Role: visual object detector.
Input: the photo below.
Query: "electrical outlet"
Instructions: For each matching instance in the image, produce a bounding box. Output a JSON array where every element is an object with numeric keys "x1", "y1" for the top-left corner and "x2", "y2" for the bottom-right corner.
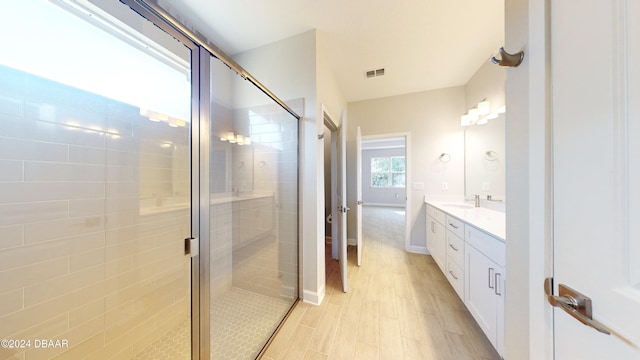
[
  {"x1": 482, "y1": 182, "x2": 490, "y2": 191},
  {"x1": 441, "y1": 181, "x2": 448, "y2": 191}
]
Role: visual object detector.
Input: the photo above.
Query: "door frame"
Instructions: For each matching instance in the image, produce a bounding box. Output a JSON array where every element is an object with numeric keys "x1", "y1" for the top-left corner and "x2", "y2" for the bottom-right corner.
[
  {"x1": 322, "y1": 105, "x2": 340, "y2": 260},
  {"x1": 504, "y1": 1, "x2": 554, "y2": 359},
  {"x1": 358, "y1": 132, "x2": 411, "y2": 251}
]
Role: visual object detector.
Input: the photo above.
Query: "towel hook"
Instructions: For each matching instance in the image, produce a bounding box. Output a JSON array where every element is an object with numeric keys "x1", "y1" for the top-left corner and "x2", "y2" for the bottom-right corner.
[{"x1": 491, "y1": 47, "x2": 524, "y2": 67}]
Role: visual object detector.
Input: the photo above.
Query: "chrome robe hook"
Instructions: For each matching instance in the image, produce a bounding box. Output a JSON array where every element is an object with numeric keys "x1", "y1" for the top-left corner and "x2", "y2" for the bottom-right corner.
[{"x1": 491, "y1": 47, "x2": 524, "y2": 67}]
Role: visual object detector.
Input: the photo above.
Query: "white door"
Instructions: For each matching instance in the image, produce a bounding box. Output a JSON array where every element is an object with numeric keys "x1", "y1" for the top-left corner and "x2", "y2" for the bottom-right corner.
[
  {"x1": 337, "y1": 111, "x2": 348, "y2": 292},
  {"x1": 356, "y1": 126, "x2": 363, "y2": 266},
  {"x1": 551, "y1": 1, "x2": 640, "y2": 358},
  {"x1": 331, "y1": 127, "x2": 339, "y2": 261}
]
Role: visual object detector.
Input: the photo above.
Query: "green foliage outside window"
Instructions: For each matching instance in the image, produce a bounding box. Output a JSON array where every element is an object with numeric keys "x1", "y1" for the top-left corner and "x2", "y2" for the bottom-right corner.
[{"x1": 371, "y1": 156, "x2": 405, "y2": 188}]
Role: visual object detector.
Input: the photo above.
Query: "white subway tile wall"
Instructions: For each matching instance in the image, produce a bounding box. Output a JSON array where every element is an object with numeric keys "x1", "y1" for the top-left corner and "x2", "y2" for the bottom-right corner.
[{"x1": 0, "y1": 65, "x2": 191, "y2": 359}]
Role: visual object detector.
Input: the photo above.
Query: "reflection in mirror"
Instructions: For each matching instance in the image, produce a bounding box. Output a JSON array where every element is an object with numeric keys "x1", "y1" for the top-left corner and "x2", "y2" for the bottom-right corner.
[{"x1": 464, "y1": 113, "x2": 505, "y2": 201}]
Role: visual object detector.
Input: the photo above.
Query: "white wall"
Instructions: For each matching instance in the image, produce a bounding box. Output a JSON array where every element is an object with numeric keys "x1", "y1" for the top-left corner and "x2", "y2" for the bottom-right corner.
[
  {"x1": 465, "y1": 57, "x2": 507, "y2": 113},
  {"x1": 347, "y1": 87, "x2": 466, "y2": 252}
]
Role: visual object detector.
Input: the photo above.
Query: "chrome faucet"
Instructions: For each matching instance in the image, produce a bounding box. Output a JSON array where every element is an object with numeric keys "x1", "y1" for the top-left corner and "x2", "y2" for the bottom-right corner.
[{"x1": 474, "y1": 194, "x2": 480, "y2": 207}]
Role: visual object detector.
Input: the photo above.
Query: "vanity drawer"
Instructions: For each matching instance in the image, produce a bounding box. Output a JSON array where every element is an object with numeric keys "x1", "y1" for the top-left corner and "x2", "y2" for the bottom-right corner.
[
  {"x1": 427, "y1": 204, "x2": 446, "y2": 225},
  {"x1": 466, "y1": 225, "x2": 505, "y2": 267},
  {"x1": 446, "y1": 215, "x2": 465, "y2": 239},
  {"x1": 446, "y1": 231, "x2": 465, "y2": 267},
  {"x1": 446, "y1": 256, "x2": 465, "y2": 299}
]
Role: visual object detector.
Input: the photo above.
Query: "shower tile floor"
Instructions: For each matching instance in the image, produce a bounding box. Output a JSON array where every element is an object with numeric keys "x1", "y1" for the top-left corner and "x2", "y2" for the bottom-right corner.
[
  {"x1": 211, "y1": 287, "x2": 292, "y2": 359},
  {"x1": 131, "y1": 288, "x2": 292, "y2": 360},
  {"x1": 132, "y1": 320, "x2": 190, "y2": 360}
]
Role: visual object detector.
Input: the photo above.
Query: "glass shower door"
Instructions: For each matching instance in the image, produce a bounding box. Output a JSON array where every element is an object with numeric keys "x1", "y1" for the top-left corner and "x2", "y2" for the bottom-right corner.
[
  {"x1": 0, "y1": 1, "x2": 194, "y2": 359},
  {"x1": 208, "y1": 56, "x2": 300, "y2": 359}
]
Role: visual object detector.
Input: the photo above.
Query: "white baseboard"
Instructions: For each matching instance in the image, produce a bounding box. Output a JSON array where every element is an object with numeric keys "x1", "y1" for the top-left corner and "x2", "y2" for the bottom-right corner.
[
  {"x1": 347, "y1": 237, "x2": 357, "y2": 246},
  {"x1": 406, "y1": 245, "x2": 428, "y2": 254},
  {"x1": 302, "y1": 285, "x2": 325, "y2": 306}
]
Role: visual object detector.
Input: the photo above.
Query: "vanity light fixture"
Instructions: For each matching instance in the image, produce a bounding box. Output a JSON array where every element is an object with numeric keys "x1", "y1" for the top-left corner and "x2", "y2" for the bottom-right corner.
[
  {"x1": 477, "y1": 100, "x2": 490, "y2": 115},
  {"x1": 139, "y1": 107, "x2": 187, "y2": 128},
  {"x1": 461, "y1": 100, "x2": 505, "y2": 127},
  {"x1": 220, "y1": 131, "x2": 252, "y2": 145}
]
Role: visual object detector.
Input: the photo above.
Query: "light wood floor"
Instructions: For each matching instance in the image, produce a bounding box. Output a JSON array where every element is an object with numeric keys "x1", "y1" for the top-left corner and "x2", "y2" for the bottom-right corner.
[{"x1": 261, "y1": 206, "x2": 500, "y2": 360}]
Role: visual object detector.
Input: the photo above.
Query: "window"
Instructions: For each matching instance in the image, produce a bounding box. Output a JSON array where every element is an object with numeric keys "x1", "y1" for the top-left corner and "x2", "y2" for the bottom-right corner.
[{"x1": 371, "y1": 156, "x2": 405, "y2": 187}]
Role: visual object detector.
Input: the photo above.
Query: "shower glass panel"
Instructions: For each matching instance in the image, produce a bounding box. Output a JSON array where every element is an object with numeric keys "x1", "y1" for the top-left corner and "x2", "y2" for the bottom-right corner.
[
  {"x1": 209, "y1": 56, "x2": 299, "y2": 359},
  {"x1": 0, "y1": 1, "x2": 193, "y2": 359}
]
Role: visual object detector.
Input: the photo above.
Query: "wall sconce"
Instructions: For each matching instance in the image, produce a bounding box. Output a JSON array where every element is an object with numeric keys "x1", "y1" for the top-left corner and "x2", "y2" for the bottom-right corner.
[
  {"x1": 461, "y1": 100, "x2": 505, "y2": 127},
  {"x1": 220, "y1": 131, "x2": 252, "y2": 145},
  {"x1": 439, "y1": 153, "x2": 451, "y2": 163}
]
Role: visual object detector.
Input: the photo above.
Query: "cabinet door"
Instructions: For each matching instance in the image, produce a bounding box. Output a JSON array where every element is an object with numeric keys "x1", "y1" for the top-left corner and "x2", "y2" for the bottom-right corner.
[
  {"x1": 427, "y1": 215, "x2": 446, "y2": 271},
  {"x1": 426, "y1": 215, "x2": 437, "y2": 255},
  {"x1": 465, "y1": 244, "x2": 500, "y2": 348}
]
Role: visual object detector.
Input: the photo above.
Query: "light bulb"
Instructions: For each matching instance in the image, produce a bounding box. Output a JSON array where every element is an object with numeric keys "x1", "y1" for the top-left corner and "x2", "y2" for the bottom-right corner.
[{"x1": 477, "y1": 100, "x2": 490, "y2": 115}]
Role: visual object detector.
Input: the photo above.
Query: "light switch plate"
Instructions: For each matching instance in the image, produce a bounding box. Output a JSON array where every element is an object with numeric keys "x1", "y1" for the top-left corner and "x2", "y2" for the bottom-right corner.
[
  {"x1": 441, "y1": 181, "x2": 448, "y2": 191},
  {"x1": 412, "y1": 182, "x2": 424, "y2": 190}
]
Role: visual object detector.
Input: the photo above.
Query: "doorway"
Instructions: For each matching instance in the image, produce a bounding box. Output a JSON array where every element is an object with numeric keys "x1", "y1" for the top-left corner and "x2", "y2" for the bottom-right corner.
[{"x1": 359, "y1": 135, "x2": 408, "y2": 250}]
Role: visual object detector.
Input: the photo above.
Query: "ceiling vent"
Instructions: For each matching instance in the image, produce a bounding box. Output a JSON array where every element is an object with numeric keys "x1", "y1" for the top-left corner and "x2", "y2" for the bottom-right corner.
[{"x1": 364, "y1": 67, "x2": 385, "y2": 79}]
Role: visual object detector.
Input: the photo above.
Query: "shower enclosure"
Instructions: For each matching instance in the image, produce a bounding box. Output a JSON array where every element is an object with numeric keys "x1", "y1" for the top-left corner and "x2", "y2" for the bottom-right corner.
[
  {"x1": 0, "y1": 1, "x2": 300, "y2": 359},
  {"x1": 208, "y1": 56, "x2": 300, "y2": 360}
]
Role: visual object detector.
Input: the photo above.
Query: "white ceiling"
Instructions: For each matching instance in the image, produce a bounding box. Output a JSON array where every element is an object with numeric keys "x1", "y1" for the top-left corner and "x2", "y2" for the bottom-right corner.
[{"x1": 162, "y1": 0, "x2": 504, "y2": 102}]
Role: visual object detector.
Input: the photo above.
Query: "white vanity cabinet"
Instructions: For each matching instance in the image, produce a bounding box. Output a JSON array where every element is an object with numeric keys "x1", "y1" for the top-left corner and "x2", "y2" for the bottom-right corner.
[
  {"x1": 465, "y1": 225, "x2": 505, "y2": 357},
  {"x1": 424, "y1": 201, "x2": 506, "y2": 358},
  {"x1": 426, "y1": 205, "x2": 446, "y2": 272},
  {"x1": 445, "y1": 215, "x2": 465, "y2": 299}
]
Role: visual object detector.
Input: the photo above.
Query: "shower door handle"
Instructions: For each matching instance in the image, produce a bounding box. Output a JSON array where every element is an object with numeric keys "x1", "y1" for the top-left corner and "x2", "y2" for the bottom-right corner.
[{"x1": 184, "y1": 237, "x2": 199, "y2": 258}]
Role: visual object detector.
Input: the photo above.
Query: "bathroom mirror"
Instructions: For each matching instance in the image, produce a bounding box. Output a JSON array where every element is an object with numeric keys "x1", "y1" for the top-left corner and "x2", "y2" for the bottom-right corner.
[{"x1": 464, "y1": 113, "x2": 505, "y2": 201}]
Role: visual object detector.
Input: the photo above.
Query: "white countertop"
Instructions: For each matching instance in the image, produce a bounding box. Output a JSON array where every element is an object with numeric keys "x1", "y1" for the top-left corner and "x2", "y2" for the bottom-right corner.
[{"x1": 425, "y1": 200, "x2": 506, "y2": 241}]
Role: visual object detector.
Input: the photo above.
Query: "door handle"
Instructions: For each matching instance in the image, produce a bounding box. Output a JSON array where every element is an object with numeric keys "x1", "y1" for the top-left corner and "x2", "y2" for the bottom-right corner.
[
  {"x1": 488, "y1": 268, "x2": 495, "y2": 289},
  {"x1": 544, "y1": 278, "x2": 611, "y2": 335}
]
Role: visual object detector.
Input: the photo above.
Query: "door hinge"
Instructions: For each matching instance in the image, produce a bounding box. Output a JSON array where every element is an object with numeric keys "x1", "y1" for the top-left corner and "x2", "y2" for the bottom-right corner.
[{"x1": 185, "y1": 237, "x2": 199, "y2": 258}]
